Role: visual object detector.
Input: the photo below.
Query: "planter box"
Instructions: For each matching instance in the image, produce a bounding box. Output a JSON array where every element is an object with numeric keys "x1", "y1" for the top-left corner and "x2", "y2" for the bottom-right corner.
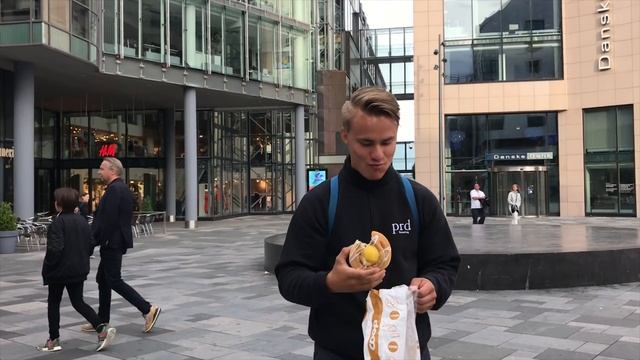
[{"x1": 0, "y1": 230, "x2": 18, "y2": 254}]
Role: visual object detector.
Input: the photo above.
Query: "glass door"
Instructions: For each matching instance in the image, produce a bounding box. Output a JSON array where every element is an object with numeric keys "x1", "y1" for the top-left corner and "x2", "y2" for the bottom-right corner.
[{"x1": 491, "y1": 167, "x2": 548, "y2": 217}]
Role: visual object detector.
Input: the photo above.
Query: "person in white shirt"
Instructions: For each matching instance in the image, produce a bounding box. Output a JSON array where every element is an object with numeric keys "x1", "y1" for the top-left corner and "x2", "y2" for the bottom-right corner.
[
  {"x1": 508, "y1": 183, "x2": 521, "y2": 225},
  {"x1": 469, "y1": 183, "x2": 486, "y2": 224}
]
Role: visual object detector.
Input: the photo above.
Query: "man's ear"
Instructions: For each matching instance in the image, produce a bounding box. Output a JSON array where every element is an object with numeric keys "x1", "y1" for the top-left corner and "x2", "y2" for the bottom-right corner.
[{"x1": 340, "y1": 129, "x2": 348, "y2": 144}]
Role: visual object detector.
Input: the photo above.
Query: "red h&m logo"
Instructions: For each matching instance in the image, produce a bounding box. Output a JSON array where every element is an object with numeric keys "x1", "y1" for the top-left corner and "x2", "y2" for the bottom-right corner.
[{"x1": 98, "y1": 144, "x2": 118, "y2": 157}]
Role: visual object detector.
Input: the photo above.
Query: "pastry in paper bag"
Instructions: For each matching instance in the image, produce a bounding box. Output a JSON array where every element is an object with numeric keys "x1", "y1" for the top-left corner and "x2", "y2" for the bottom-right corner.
[{"x1": 362, "y1": 285, "x2": 420, "y2": 360}]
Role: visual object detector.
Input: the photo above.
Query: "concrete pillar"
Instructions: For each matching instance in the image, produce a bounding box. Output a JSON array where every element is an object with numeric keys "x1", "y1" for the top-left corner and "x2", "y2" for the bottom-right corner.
[
  {"x1": 295, "y1": 105, "x2": 306, "y2": 206},
  {"x1": 164, "y1": 109, "x2": 176, "y2": 222},
  {"x1": 183, "y1": 87, "x2": 197, "y2": 228},
  {"x1": 13, "y1": 62, "x2": 34, "y2": 220}
]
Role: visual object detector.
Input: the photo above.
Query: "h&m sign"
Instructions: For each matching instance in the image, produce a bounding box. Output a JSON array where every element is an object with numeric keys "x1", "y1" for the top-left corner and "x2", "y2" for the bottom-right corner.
[{"x1": 598, "y1": 0, "x2": 612, "y2": 71}]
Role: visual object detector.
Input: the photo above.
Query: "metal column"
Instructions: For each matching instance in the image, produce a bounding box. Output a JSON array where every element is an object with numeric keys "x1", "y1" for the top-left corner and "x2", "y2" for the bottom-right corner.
[
  {"x1": 164, "y1": 109, "x2": 176, "y2": 222},
  {"x1": 13, "y1": 62, "x2": 34, "y2": 220},
  {"x1": 184, "y1": 88, "x2": 197, "y2": 228},
  {"x1": 295, "y1": 105, "x2": 306, "y2": 206}
]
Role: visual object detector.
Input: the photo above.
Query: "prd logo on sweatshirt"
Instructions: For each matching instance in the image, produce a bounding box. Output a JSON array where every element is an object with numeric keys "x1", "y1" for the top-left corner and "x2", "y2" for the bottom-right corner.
[{"x1": 392, "y1": 219, "x2": 411, "y2": 235}]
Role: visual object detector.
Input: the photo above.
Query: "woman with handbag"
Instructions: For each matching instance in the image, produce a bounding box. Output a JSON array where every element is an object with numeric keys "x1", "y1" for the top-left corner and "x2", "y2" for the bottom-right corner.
[{"x1": 508, "y1": 184, "x2": 521, "y2": 224}]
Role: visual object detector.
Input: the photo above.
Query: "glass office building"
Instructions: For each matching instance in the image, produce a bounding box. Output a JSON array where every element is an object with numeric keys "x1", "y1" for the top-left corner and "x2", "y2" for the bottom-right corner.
[
  {"x1": 0, "y1": 0, "x2": 317, "y2": 224},
  {"x1": 415, "y1": 0, "x2": 639, "y2": 217}
]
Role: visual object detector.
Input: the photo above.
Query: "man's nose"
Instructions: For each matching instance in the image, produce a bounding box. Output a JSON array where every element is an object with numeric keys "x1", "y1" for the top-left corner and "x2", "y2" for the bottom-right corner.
[{"x1": 371, "y1": 145, "x2": 384, "y2": 160}]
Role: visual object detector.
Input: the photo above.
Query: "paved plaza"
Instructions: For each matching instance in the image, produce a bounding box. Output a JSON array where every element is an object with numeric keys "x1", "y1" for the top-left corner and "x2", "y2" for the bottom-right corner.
[{"x1": 1, "y1": 215, "x2": 639, "y2": 360}]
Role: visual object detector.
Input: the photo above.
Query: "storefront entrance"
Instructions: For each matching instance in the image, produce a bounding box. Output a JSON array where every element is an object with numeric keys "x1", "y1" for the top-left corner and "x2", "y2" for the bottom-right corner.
[{"x1": 490, "y1": 166, "x2": 548, "y2": 217}]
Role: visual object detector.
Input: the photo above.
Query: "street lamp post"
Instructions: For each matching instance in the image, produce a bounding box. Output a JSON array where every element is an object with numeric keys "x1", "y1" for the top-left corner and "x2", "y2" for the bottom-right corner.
[{"x1": 434, "y1": 35, "x2": 447, "y2": 214}]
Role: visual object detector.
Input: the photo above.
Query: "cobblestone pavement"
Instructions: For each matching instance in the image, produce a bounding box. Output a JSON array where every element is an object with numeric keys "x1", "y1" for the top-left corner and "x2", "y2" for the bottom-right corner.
[{"x1": 1, "y1": 215, "x2": 638, "y2": 360}]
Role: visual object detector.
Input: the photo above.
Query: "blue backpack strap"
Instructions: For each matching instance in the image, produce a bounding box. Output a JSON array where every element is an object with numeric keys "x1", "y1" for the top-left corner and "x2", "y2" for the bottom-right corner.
[
  {"x1": 327, "y1": 176, "x2": 339, "y2": 237},
  {"x1": 401, "y1": 176, "x2": 420, "y2": 230}
]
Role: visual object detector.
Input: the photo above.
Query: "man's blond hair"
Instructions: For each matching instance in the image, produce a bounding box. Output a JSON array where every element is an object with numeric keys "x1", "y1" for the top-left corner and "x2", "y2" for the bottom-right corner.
[
  {"x1": 103, "y1": 157, "x2": 124, "y2": 177},
  {"x1": 341, "y1": 87, "x2": 400, "y2": 131}
]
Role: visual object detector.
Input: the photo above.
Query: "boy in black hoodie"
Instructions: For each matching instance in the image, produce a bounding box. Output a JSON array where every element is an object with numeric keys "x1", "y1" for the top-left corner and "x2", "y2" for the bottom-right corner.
[
  {"x1": 276, "y1": 87, "x2": 460, "y2": 359},
  {"x1": 40, "y1": 188, "x2": 117, "y2": 352}
]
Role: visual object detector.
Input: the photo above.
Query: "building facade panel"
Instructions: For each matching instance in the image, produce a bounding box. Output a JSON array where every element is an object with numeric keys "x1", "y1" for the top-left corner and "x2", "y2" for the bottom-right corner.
[{"x1": 415, "y1": 0, "x2": 639, "y2": 217}]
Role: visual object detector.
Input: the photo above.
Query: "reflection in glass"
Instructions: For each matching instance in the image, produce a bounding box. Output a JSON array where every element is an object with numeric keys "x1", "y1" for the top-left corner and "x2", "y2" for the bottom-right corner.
[
  {"x1": 142, "y1": 0, "x2": 162, "y2": 62},
  {"x1": 103, "y1": 0, "x2": 117, "y2": 53},
  {"x1": 169, "y1": 0, "x2": 183, "y2": 65},
  {"x1": 444, "y1": 0, "x2": 472, "y2": 40},
  {"x1": 224, "y1": 8, "x2": 243, "y2": 76},
  {"x1": 260, "y1": 19, "x2": 277, "y2": 83},
  {"x1": 473, "y1": 45, "x2": 499, "y2": 82},
  {"x1": 127, "y1": 111, "x2": 163, "y2": 157},
  {"x1": 583, "y1": 106, "x2": 635, "y2": 216},
  {"x1": 92, "y1": 112, "x2": 125, "y2": 158},
  {"x1": 123, "y1": 0, "x2": 138, "y2": 57},
  {"x1": 62, "y1": 115, "x2": 89, "y2": 159},
  {"x1": 473, "y1": 0, "x2": 501, "y2": 38},
  {"x1": 248, "y1": 16, "x2": 259, "y2": 80},
  {"x1": 185, "y1": 0, "x2": 206, "y2": 70},
  {"x1": 445, "y1": 46, "x2": 473, "y2": 83},
  {"x1": 210, "y1": 4, "x2": 223, "y2": 73},
  {"x1": 291, "y1": 28, "x2": 309, "y2": 89},
  {"x1": 0, "y1": 0, "x2": 31, "y2": 22}
]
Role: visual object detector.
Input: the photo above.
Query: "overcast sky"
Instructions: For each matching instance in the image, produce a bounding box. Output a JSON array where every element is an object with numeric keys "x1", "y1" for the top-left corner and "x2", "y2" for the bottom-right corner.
[{"x1": 360, "y1": 0, "x2": 414, "y2": 142}]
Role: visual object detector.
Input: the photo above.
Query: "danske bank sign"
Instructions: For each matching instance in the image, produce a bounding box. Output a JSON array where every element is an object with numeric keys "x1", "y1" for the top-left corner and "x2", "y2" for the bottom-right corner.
[{"x1": 598, "y1": 0, "x2": 612, "y2": 71}]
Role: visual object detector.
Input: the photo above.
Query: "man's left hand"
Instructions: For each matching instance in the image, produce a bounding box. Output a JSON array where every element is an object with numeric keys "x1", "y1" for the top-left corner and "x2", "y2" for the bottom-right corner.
[{"x1": 410, "y1": 277, "x2": 436, "y2": 313}]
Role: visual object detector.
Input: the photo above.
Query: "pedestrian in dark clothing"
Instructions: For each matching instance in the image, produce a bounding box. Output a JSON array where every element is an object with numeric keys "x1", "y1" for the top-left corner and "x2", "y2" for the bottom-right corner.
[
  {"x1": 275, "y1": 87, "x2": 460, "y2": 360},
  {"x1": 40, "y1": 187, "x2": 116, "y2": 352},
  {"x1": 80, "y1": 157, "x2": 161, "y2": 333},
  {"x1": 78, "y1": 192, "x2": 91, "y2": 219}
]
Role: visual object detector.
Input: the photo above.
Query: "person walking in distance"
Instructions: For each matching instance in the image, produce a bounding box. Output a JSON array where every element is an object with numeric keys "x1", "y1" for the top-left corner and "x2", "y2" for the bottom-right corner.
[
  {"x1": 40, "y1": 188, "x2": 116, "y2": 352},
  {"x1": 276, "y1": 87, "x2": 460, "y2": 359},
  {"x1": 470, "y1": 183, "x2": 486, "y2": 224},
  {"x1": 81, "y1": 157, "x2": 161, "y2": 333},
  {"x1": 508, "y1": 183, "x2": 521, "y2": 225}
]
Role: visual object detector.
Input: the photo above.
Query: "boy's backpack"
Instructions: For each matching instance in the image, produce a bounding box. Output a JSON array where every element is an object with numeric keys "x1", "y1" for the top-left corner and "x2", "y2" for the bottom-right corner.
[{"x1": 327, "y1": 175, "x2": 420, "y2": 237}]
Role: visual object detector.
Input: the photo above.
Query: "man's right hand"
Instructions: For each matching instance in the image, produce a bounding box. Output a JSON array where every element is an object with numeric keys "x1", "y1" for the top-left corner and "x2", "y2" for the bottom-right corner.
[{"x1": 325, "y1": 246, "x2": 385, "y2": 293}]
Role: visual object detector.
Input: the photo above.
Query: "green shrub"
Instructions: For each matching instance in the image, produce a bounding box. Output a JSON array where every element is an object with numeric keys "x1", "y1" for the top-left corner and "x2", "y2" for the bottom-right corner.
[
  {"x1": 141, "y1": 197, "x2": 154, "y2": 212},
  {"x1": 0, "y1": 202, "x2": 17, "y2": 231}
]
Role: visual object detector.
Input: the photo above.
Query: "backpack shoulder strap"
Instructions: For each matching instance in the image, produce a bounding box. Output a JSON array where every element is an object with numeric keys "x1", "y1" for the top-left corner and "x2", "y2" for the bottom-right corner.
[
  {"x1": 401, "y1": 176, "x2": 420, "y2": 230},
  {"x1": 327, "y1": 176, "x2": 339, "y2": 237},
  {"x1": 328, "y1": 175, "x2": 420, "y2": 237}
]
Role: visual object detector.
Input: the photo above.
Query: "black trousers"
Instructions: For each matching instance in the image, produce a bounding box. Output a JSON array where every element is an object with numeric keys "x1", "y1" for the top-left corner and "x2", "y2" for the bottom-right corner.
[
  {"x1": 97, "y1": 247, "x2": 151, "y2": 323},
  {"x1": 47, "y1": 282, "x2": 100, "y2": 340},
  {"x1": 313, "y1": 343, "x2": 430, "y2": 360},
  {"x1": 471, "y1": 208, "x2": 485, "y2": 224}
]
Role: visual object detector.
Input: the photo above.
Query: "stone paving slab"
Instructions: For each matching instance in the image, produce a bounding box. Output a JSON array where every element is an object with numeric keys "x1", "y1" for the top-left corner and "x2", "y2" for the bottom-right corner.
[{"x1": 1, "y1": 215, "x2": 639, "y2": 360}]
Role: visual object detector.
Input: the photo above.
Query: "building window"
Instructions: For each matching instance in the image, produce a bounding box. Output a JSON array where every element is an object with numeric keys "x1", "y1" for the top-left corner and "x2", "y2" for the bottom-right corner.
[
  {"x1": 584, "y1": 106, "x2": 636, "y2": 216},
  {"x1": 0, "y1": 0, "x2": 31, "y2": 22},
  {"x1": 443, "y1": 0, "x2": 562, "y2": 83}
]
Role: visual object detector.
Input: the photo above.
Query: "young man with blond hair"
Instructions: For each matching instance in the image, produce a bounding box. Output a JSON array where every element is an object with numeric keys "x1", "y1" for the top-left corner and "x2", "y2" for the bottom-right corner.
[{"x1": 276, "y1": 87, "x2": 460, "y2": 359}]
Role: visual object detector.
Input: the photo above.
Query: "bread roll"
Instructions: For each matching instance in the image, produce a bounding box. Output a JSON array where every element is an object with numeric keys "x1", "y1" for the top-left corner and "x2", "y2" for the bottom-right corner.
[{"x1": 349, "y1": 231, "x2": 392, "y2": 269}]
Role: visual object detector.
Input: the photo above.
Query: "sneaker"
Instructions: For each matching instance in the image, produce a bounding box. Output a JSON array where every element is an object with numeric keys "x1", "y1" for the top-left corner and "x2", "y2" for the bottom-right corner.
[
  {"x1": 37, "y1": 338, "x2": 62, "y2": 352},
  {"x1": 81, "y1": 322, "x2": 106, "y2": 332},
  {"x1": 96, "y1": 326, "x2": 116, "y2": 352},
  {"x1": 143, "y1": 305, "x2": 161, "y2": 333}
]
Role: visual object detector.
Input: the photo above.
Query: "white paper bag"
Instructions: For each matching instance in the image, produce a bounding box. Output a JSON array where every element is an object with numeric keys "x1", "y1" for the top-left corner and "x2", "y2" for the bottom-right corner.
[{"x1": 362, "y1": 285, "x2": 420, "y2": 360}]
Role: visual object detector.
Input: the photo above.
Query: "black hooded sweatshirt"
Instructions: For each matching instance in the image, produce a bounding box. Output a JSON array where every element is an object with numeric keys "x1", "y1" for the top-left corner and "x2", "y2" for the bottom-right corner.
[{"x1": 275, "y1": 158, "x2": 460, "y2": 359}]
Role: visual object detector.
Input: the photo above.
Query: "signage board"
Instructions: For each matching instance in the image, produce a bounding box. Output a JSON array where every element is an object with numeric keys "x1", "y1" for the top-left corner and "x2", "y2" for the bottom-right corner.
[{"x1": 307, "y1": 168, "x2": 328, "y2": 191}]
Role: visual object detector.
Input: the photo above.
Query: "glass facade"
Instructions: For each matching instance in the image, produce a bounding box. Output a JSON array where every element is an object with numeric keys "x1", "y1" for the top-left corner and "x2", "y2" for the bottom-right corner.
[
  {"x1": 361, "y1": 27, "x2": 413, "y2": 95},
  {"x1": 0, "y1": 0, "x2": 98, "y2": 60},
  {"x1": 174, "y1": 109, "x2": 302, "y2": 218},
  {"x1": 445, "y1": 112, "x2": 559, "y2": 216},
  {"x1": 98, "y1": 0, "x2": 313, "y2": 89},
  {"x1": 443, "y1": 0, "x2": 562, "y2": 83},
  {"x1": 584, "y1": 106, "x2": 636, "y2": 216}
]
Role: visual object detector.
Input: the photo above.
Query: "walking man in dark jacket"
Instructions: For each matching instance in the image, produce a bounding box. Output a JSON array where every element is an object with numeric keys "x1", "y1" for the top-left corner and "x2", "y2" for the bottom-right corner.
[
  {"x1": 81, "y1": 157, "x2": 161, "y2": 333},
  {"x1": 40, "y1": 188, "x2": 116, "y2": 352},
  {"x1": 275, "y1": 87, "x2": 460, "y2": 359}
]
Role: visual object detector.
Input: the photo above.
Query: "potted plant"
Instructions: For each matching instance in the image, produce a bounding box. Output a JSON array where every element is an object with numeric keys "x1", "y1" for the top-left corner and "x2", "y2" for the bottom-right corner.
[
  {"x1": 0, "y1": 202, "x2": 18, "y2": 254},
  {"x1": 141, "y1": 197, "x2": 154, "y2": 212}
]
